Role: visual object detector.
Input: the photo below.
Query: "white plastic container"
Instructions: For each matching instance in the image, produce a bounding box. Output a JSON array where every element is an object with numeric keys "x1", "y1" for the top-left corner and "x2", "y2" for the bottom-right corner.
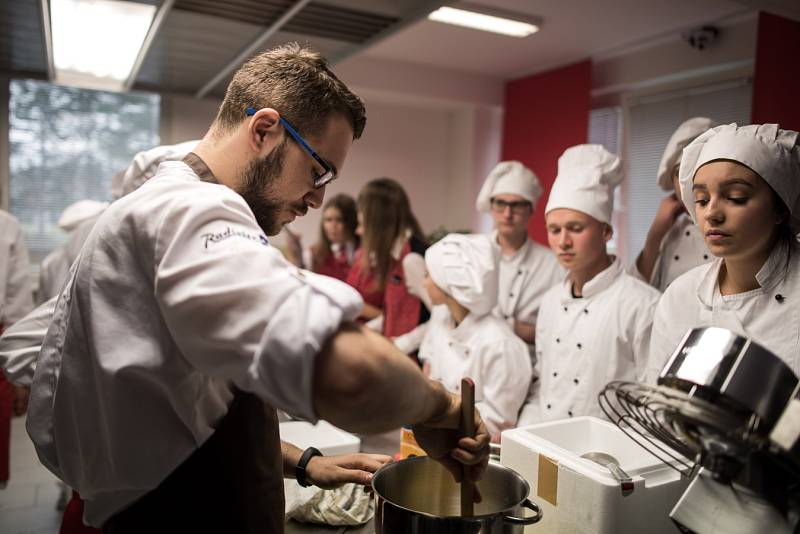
[
  {"x1": 501, "y1": 416, "x2": 689, "y2": 534},
  {"x1": 279, "y1": 420, "x2": 361, "y2": 456}
]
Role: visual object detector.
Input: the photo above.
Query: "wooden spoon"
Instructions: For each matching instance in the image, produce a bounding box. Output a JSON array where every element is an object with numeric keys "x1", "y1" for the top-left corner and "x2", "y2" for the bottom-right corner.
[{"x1": 460, "y1": 377, "x2": 475, "y2": 516}]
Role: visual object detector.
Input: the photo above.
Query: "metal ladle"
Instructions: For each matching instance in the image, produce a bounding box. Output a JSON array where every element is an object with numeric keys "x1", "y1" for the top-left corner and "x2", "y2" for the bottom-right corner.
[{"x1": 580, "y1": 452, "x2": 635, "y2": 496}]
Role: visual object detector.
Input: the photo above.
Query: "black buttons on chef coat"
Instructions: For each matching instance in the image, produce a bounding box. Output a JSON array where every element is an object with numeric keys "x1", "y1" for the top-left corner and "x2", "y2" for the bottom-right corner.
[
  {"x1": 555, "y1": 338, "x2": 560, "y2": 343},
  {"x1": 577, "y1": 343, "x2": 582, "y2": 349},
  {"x1": 704, "y1": 254, "x2": 709, "y2": 260},
  {"x1": 553, "y1": 372, "x2": 558, "y2": 377},
  {"x1": 546, "y1": 404, "x2": 552, "y2": 409},
  {"x1": 518, "y1": 270, "x2": 523, "y2": 275},
  {"x1": 563, "y1": 306, "x2": 568, "y2": 312},
  {"x1": 509, "y1": 293, "x2": 514, "y2": 297},
  {"x1": 674, "y1": 255, "x2": 680, "y2": 261},
  {"x1": 504, "y1": 314, "x2": 510, "y2": 319},
  {"x1": 568, "y1": 410, "x2": 573, "y2": 417},
  {"x1": 685, "y1": 231, "x2": 690, "y2": 236},
  {"x1": 583, "y1": 309, "x2": 589, "y2": 314},
  {"x1": 573, "y1": 378, "x2": 579, "y2": 384},
  {"x1": 776, "y1": 294, "x2": 786, "y2": 303}
]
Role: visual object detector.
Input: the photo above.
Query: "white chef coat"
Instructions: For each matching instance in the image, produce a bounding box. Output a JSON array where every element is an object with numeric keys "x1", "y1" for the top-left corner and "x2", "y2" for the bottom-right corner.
[
  {"x1": 0, "y1": 210, "x2": 34, "y2": 327},
  {"x1": 418, "y1": 305, "x2": 531, "y2": 436},
  {"x1": 648, "y1": 240, "x2": 800, "y2": 382},
  {"x1": 632, "y1": 214, "x2": 712, "y2": 292},
  {"x1": 491, "y1": 232, "x2": 563, "y2": 328},
  {"x1": 519, "y1": 258, "x2": 660, "y2": 424},
  {"x1": 38, "y1": 214, "x2": 103, "y2": 304},
  {"x1": 25, "y1": 161, "x2": 363, "y2": 526},
  {"x1": 0, "y1": 296, "x2": 56, "y2": 386}
]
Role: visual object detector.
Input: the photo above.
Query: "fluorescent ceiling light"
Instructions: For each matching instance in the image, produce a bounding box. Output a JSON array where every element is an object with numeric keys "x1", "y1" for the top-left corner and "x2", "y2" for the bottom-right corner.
[
  {"x1": 428, "y1": 6, "x2": 539, "y2": 38},
  {"x1": 51, "y1": 0, "x2": 156, "y2": 91}
]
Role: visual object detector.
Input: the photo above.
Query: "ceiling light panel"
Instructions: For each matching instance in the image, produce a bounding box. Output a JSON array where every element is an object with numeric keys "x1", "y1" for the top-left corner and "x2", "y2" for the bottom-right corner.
[{"x1": 428, "y1": 5, "x2": 539, "y2": 38}]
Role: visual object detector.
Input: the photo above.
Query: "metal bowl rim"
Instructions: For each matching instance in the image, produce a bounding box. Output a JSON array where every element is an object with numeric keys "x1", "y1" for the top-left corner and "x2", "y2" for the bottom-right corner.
[{"x1": 371, "y1": 455, "x2": 532, "y2": 520}]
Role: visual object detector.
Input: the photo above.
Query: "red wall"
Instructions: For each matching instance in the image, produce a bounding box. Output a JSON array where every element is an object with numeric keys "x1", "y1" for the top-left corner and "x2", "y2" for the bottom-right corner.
[
  {"x1": 502, "y1": 60, "x2": 592, "y2": 245},
  {"x1": 751, "y1": 12, "x2": 800, "y2": 130}
]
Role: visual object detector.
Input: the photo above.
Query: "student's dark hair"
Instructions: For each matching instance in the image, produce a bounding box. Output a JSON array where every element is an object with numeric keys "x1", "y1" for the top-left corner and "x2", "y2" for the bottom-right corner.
[
  {"x1": 357, "y1": 178, "x2": 425, "y2": 291},
  {"x1": 312, "y1": 194, "x2": 358, "y2": 272},
  {"x1": 212, "y1": 43, "x2": 366, "y2": 140}
]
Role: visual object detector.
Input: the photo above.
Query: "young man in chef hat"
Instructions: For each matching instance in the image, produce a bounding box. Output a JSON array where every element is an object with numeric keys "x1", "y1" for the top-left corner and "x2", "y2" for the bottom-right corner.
[
  {"x1": 475, "y1": 161, "x2": 562, "y2": 346},
  {"x1": 648, "y1": 123, "x2": 800, "y2": 381},
  {"x1": 634, "y1": 117, "x2": 716, "y2": 291},
  {"x1": 517, "y1": 145, "x2": 660, "y2": 425},
  {"x1": 419, "y1": 233, "x2": 531, "y2": 441}
]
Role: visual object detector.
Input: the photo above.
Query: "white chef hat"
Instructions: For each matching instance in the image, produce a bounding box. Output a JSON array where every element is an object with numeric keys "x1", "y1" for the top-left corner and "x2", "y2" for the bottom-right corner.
[
  {"x1": 121, "y1": 140, "x2": 200, "y2": 197},
  {"x1": 545, "y1": 144, "x2": 623, "y2": 224},
  {"x1": 656, "y1": 117, "x2": 716, "y2": 191},
  {"x1": 58, "y1": 200, "x2": 109, "y2": 232},
  {"x1": 679, "y1": 123, "x2": 800, "y2": 232},
  {"x1": 425, "y1": 233, "x2": 498, "y2": 316},
  {"x1": 475, "y1": 161, "x2": 543, "y2": 212}
]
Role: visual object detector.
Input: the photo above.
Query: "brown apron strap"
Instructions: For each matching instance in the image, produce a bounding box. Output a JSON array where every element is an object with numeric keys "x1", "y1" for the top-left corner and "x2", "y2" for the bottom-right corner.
[
  {"x1": 103, "y1": 390, "x2": 284, "y2": 534},
  {"x1": 182, "y1": 152, "x2": 220, "y2": 185}
]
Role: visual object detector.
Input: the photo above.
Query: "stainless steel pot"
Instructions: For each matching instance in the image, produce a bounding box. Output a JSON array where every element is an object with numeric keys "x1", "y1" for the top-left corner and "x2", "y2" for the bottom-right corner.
[{"x1": 372, "y1": 456, "x2": 542, "y2": 533}]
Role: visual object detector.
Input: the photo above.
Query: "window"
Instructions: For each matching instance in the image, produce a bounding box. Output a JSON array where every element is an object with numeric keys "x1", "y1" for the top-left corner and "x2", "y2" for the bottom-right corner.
[
  {"x1": 621, "y1": 80, "x2": 752, "y2": 264},
  {"x1": 8, "y1": 78, "x2": 160, "y2": 264},
  {"x1": 588, "y1": 106, "x2": 622, "y2": 253}
]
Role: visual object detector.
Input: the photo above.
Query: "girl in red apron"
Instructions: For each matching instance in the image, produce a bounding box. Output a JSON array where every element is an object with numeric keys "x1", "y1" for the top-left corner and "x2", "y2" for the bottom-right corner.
[
  {"x1": 347, "y1": 178, "x2": 429, "y2": 340},
  {"x1": 285, "y1": 194, "x2": 359, "y2": 282}
]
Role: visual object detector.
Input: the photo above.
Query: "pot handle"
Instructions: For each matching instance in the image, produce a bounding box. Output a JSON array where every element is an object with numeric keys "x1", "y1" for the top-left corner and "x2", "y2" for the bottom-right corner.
[{"x1": 503, "y1": 498, "x2": 543, "y2": 525}]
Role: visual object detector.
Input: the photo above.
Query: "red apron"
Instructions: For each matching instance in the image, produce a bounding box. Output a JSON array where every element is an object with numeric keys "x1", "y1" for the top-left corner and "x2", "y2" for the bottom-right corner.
[
  {"x1": 346, "y1": 249, "x2": 384, "y2": 312},
  {"x1": 316, "y1": 248, "x2": 352, "y2": 282},
  {"x1": 382, "y1": 241, "x2": 424, "y2": 339}
]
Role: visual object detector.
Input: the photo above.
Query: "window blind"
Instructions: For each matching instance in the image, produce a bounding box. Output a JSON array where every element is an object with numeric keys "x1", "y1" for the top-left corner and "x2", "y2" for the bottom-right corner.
[
  {"x1": 621, "y1": 80, "x2": 752, "y2": 264},
  {"x1": 8, "y1": 78, "x2": 160, "y2": 265}
]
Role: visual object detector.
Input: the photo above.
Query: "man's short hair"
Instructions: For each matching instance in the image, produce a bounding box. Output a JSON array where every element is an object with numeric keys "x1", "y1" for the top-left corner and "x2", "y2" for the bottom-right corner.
[{"x1": 213, "y1": 43, "x2": 366, "y2": 140}]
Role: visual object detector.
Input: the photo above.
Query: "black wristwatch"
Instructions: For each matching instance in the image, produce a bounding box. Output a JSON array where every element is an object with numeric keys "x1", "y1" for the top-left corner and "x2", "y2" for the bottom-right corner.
[{"x1": 296, "y1": 447, "x2": 323, "y2": 488}]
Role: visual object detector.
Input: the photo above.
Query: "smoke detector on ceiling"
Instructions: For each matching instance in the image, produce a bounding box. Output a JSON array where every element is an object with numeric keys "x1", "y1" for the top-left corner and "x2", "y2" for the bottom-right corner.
[{"x1": 683, "y1": 25, "x2": 720, "y2": 50}]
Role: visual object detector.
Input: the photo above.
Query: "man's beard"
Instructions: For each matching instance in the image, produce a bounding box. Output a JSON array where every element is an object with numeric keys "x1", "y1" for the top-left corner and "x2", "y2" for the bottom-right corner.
[{"x1": 239, "y1": 140, "x2": 286, "y2": 236}]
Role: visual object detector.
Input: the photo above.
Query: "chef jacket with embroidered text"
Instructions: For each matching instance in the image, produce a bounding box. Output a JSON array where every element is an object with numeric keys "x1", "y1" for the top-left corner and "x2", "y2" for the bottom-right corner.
[
  {"x1": 648, "y1": 240, "x2": 800, "y2": 382},
  {"x1": 418, "y1": 305, "x2": 531, "y2": 435},
  {"x1": 0, "y1": 210, "x2": 34, "y2": 326},
  {"x1": 492, "y1": 231, "x2": 563, "y2": 329},
  {"x1": 631, "y1": 213, "x2": 712, "y2": 292},
  {"x1": 25, "y1": 161, "x2": 363, "y2": 527},
  {"x1": 518, "y1": 258, "x2": 660, "y2": 424}
]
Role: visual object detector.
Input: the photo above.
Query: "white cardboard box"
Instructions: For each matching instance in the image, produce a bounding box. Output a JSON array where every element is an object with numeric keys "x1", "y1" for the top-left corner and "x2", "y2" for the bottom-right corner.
[
  {"x1": 501, "y1": 416, "x2": 690, "y2": 534},
  {"x1": 279, "y1": 420, "x2": 361, "y2": 456}
]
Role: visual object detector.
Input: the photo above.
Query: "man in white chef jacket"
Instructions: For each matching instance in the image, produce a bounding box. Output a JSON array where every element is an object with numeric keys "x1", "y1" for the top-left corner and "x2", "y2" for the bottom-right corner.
[
  {"x1": 633, "y1": 117, "x2": 715, "y2": 291},
  {"x1": 475, "y1": 161, "x2": 562, "y2": 345},
  {"x1": 517, "y1": 145, "x2": 660, "y2": 425},
  {"x1": 418, "y1": 233, "x2": 531, "y2": 441},
  {"x1": 23, "y1": 44, "x2": 489, "y2": 533}
]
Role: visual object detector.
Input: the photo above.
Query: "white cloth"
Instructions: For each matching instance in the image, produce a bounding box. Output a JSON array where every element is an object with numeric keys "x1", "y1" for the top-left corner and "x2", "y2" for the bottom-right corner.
[
  {"x1": 419, "y1": 305, "x2": 531, "y2": 435},
  {"x1": 679, "y1": 123, "x2": 800, "y2": 231},
  {"x1": 57, "y1": 200, "x2": 109, "y2": 232},
  {"x1": 519, "y1": 258, "x2": 660, "y2": 425},
  {"x1": 425, "y1": 233, "x2": 498, "y2": 316},
  {"x1": 25, "y1": 161, "x2": 363, "y2": 526},
  {"x1": 648, "y1": 240, "x2": 800, "y2": 382},
  {"x1": 631, "y1": 214, "x2": 712, "y2": 292},
  {"x1": 0, "y1": 296, "x2": 56, "y2": 386},
  {"x1": 545, "y1": 144, "x2": 623, "y2": 224},
  {"x1": 491, "y1": 232, "x2": 563, "y2": 328},
  {"x1": 285, "y1": 483, "x2": 373, "y2": 526},
  {"x1": 475, "y1": 161, "x2": 543, "y2": 212},
  {"x1": 656, "y1": 117, "x2": 716, "y2": 191},
  {"x1": 120, "y1": 140, "x2": 199, "y2": 197},
  {"x1": 0, "y1": 210, "x2": 34, "y2": 327}
]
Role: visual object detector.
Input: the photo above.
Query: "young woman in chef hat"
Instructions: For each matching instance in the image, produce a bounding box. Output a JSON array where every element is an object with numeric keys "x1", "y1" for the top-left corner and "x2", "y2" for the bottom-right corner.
[
  {"x1": 648, "y1": 123, "x2": 800, "y2": 380},
  {"x1": 418, "y1": 233, "x2": 531, "y2": 441},
  {"x1": 517, "y1": 145, "x2": 661, "y2": 425},
  {"x1": 634, "y1": 117, "x2": 716, "y2": 291}
]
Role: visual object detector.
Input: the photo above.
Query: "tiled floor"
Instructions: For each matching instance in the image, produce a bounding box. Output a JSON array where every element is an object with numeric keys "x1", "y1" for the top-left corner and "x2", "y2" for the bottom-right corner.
[{"x1": 0, "y1": 417, "x2": 63, "y2": 534}]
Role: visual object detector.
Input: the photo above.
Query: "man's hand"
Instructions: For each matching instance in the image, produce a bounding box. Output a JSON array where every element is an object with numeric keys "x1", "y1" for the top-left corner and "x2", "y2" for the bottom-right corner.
[
  {"x1": 12, "y1": 384, "x2": 29, "y2": 417},
  {"x1": 411, "y1": 385, "x2": 490, "y2": 485},
  {"x1": 305, "y1": 453, "x2": 392, "y2": 489}
]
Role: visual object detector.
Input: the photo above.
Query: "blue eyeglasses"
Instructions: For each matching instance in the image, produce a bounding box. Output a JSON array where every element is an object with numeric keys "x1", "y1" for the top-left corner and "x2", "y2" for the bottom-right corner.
[{"x1": 246, "y1": 107, "x2": 337, "y2": 189}]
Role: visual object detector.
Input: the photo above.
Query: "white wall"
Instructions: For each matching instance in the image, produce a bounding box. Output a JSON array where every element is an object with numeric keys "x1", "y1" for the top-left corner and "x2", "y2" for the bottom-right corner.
[{"x1": 159, "y1": 93, "x2": 220, "y2": 145}]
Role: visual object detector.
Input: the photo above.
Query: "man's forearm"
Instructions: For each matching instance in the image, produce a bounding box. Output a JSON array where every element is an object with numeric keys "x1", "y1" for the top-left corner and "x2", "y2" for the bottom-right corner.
[
  {"x1": 281, "y1": 440, "x2": 303, "y2": 478},
  {"x1": 312, "y1": 323, "x2": 451, "y2": 434}
]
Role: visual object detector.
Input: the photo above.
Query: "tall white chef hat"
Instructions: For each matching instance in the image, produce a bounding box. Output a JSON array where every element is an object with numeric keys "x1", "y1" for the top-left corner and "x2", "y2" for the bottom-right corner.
[
  {"x1": 657, "y1": 117, "x2": 716, "y2": 191},
  {"x1": 58, "y1": 199, "x2": 109, "y2": 232},
  {"x1": 425, "y1": 233, "x2": 498, "y2": 316},
  {"x1": 120, "y1": 139, "x2": 200, "y2": 197},
  {"x1": 475, "y1": 161, "x2": 543, "y2": 212},
  {"x1": 545, "y1": 144, "x2": 623, "y2": 224},
  {"x1": 679, "y1": 123, "x2": 800, "y2": 232}
]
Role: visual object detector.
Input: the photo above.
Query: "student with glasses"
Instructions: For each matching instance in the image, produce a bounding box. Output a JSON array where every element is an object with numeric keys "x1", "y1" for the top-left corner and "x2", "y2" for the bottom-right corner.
[{"x1": 475, "y1": 161, "x2": 562, "y2": 347}]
